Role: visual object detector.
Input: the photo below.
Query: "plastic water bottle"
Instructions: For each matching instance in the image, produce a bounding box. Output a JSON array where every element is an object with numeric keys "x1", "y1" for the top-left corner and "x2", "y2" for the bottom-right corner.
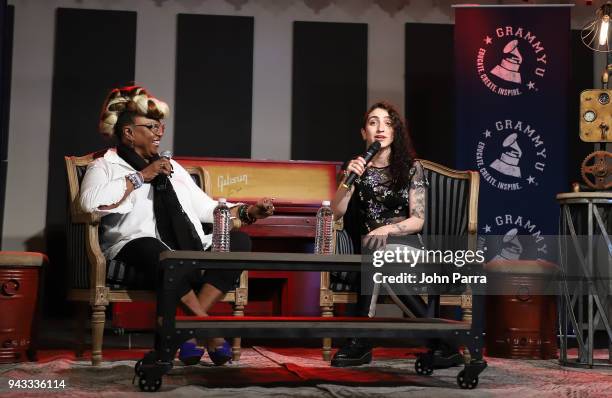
[
  {"x1": 315, "y1": 200, "x2": 334, "y2": 255},
  {"x1": 212, "y1": 198, "x2": 231, "y2": 252}
]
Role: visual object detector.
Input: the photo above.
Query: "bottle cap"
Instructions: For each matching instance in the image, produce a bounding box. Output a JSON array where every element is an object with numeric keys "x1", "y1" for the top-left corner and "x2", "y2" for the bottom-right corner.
[
  {"x1": 218, "y1": 198, "x2": 227, "y2": 203},
  {"x1": 322, "y1": 200, "x2": 331, "y2": 206}
]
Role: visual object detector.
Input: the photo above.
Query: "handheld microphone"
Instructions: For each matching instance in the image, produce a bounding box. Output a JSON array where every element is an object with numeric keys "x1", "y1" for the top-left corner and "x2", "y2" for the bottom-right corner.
[
  {"x1": 160, "y1": 150, "x2": 173, "y2": 177},
  {"x1": 342, "y1": 141, "x2": 382, "y2": 189},
  {"x1": 157, "y1": 150, "x2": 173, "y2": 191}
]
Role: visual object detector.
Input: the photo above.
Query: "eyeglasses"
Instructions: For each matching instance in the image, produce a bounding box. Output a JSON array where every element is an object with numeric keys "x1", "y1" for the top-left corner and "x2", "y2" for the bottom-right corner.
[{"x1": 133, "y1": 123, "x2": 164, "y2": 135}]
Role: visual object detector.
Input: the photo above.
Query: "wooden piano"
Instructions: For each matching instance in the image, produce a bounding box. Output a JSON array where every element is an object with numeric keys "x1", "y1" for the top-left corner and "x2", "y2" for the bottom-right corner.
[{"x1": 175, "y1": 157, "x2": 342, "y2": 316}]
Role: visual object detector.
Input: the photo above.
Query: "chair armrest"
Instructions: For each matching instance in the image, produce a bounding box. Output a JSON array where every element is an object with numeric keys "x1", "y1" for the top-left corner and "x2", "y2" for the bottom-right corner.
[
  {"x1": 69, "y1": 208, "x2": 107, "y2": 304},
  {"x1": 84, "y1": 222, "x2": 109, "y2": 306}
]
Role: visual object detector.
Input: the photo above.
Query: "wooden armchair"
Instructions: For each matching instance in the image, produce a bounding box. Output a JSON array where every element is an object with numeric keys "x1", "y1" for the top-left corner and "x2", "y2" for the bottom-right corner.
[
  {"x1": 319, "y1": 159, "x2": 480, "y2": 360},
  {"x1": 65, "y1": 152, "x2": 248, "y2": 365}
]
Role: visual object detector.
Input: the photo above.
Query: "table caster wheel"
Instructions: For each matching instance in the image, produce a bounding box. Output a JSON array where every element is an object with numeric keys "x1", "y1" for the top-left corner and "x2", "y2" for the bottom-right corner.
[
  {"x1": 457, "y1": 370, "x2": 478, "y2": 389},
  {"x1": 415, "y1": 357, "x2": 434, "y2": 376},
  {"x1": 138, "y1": 377, "x2": 162, "y2": 392}
]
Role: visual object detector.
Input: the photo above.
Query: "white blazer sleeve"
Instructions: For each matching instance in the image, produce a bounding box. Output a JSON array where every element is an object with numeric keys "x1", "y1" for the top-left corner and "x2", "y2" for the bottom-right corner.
[
  {"x1": 79, "y1": 160, "x2": 135, "y2": 216},
  {"x1": 172, "y1": 161, "x2": 219, "y2": 223}
]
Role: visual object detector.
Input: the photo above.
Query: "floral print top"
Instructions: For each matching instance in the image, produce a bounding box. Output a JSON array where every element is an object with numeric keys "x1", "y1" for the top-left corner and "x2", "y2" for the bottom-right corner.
[{"x1": 354, "y1": 161, "x2": 428, "y2": 234}]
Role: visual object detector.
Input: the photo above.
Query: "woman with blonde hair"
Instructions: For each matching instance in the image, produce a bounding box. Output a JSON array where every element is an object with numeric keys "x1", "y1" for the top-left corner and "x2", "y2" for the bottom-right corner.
[{"x1": 80, "y1": 85, "x2": 274, "y2": 366}]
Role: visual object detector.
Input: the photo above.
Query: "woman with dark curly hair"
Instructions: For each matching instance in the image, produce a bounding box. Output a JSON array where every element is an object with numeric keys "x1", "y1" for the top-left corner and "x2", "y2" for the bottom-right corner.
[{"x1": 330, "y1": 101, "x2": 428, "y2": 367}]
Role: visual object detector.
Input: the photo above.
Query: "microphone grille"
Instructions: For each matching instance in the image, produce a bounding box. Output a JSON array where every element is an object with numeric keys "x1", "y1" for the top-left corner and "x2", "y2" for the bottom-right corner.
[{"x1": 160, "y1": 150, "x2": 173, "y2": 159}]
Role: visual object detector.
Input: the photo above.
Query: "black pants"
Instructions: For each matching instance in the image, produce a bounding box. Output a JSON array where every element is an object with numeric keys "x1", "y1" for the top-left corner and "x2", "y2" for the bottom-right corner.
[
  {"x1": 115, "y1": 231, "x2": 250, "y2": 308},
  {"x1": 354, "y1": 235, "x2": 429, "y2": 318}
]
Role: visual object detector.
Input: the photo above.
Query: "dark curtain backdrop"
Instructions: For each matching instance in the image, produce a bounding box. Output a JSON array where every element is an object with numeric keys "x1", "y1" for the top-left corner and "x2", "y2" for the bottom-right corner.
[
  {"x1": 405, "y1": 23, "x2": 455, "y2": 166},
  {"x1": 174, "y1": 14, "x2": 253, "y2": 158},
  {"x1": 292, "y1": 21, "x2": 367, "y2": 162}
]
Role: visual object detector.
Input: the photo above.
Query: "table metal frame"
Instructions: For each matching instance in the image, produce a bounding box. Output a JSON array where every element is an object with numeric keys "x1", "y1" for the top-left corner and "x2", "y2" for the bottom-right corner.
[
  {"x1": 557, "y1": 193, "x2": 612, "y2": 368},
  {"x1": 135, "y1": 251, "x2": 487, "y2": 391}
]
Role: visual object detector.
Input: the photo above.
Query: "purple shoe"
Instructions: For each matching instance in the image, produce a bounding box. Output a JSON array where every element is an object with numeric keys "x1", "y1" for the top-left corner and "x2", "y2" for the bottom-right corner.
[
  {"x1": 178, "y1": 341, "x2": 204, "y2": 365},
  {"x1": 207, "y1": 341, "x2": 232, "y2": 366}
]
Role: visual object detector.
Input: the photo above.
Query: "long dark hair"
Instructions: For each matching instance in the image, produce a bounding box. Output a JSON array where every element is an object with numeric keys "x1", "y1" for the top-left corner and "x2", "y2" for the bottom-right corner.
[{"x1": 362, "y1": 101, "x2": 416, "y2": 190}]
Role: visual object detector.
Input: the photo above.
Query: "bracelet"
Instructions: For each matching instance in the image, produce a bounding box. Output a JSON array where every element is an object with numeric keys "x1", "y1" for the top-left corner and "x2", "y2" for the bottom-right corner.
[
  {"x1": 238, "y1": 204, "x2": 256, "y2": 225},
  {"x1": 126, "y1": 172, "x2": 143, "y2": 189}
]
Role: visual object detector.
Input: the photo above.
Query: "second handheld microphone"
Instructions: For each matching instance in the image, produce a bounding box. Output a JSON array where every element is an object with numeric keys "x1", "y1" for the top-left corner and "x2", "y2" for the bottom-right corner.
[{"x1": 341, "y1": 141, "x2": 382, "y2": 189}]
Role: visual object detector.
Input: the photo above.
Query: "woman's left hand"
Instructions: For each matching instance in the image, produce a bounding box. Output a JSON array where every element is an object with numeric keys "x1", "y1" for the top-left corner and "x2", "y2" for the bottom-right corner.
[
  {"x1": 363, "y1": 225, "x2": 394, "y2": 250},
  {"x1": 248, "y1": 197, "x2": 275, "y2": 219}
]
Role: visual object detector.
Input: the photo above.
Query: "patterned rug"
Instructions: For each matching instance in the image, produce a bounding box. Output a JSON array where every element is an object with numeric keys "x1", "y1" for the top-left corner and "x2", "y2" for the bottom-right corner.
[{"x1": 0, "y1": 347, "x2": 610, "y2": 397}]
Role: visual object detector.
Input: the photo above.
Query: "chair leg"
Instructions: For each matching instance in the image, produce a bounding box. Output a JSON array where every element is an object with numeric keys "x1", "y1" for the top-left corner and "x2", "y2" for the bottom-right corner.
[
  {"x1": 461, "y1": 293, "x2": 473, "y2": 323},
  {"x1": 321, "y1": 305, "x2": 333, "y2": 361},
  {"x1": 75, "y1": 302, "x2": 87, "y2": 358},
  {"x1": 322, "y1": 338, "x2": 332, "y2": 361},
  {"x1": 232, "y1": 303, "x2": 244, "y2": 362},
  {"x1": 91, "y1": 304, "x2": 106, "y2": 366}
]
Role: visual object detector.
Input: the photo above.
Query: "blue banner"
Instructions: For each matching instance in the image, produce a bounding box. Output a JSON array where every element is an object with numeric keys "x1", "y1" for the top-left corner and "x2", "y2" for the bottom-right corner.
[{"x1": 455, "y1": 5, "x2": 570, "y2": 260}]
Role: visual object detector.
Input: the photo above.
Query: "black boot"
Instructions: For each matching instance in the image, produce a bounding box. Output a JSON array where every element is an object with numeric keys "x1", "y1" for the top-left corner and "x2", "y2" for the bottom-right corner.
[
  {"x1": 330, "y1": 338, "x2": 372, "y2": 367},
  {"x1": 431, "y1": 342, "x2": 463, "y2": 368}
]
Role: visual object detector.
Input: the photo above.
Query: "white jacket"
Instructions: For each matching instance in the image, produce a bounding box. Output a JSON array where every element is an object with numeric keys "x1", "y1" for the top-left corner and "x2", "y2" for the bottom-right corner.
[{"x1": 79, "y1": 149, "x2": 220, "y2": 260}]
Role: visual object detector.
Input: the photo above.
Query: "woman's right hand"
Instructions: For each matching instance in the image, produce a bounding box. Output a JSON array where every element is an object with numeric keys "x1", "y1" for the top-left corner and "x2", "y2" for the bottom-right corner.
[
  {"x1": 345, "y1": 156, "x2": 369, "y2": 179},
  {"x1": 140, "y1": 158, "x2": 173, "y2": 182}
]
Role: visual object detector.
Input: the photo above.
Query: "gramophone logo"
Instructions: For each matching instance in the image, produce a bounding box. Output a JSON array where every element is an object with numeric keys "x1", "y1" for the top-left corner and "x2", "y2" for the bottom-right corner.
[
  {"x1": 491, "y1": 228, "x2": 523, "y2": 261},
  {"x1": 478, "y1": 214, "x2": 548, "y2": 261},
  {"x1": 476, "y1": 26, "x2": 548, "y2": 96},
  {"x1": 490, "y1": 133, "x2": 522, "y2": 178},
  {"x1": 475, "y1": 119, "x2": 547, "y2": 191},
  {"x1": 490, "y1": 40, "x2": 523, "y2": 84}
]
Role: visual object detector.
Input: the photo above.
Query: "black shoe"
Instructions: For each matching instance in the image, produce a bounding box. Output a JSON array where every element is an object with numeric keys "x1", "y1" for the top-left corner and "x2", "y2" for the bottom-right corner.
[
  {"x1": 432, "y1": 343, "x2": 463, "y2": 368},
  {"x1": 330, "y1": 338, "x2": 372, "y2": 367}
]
